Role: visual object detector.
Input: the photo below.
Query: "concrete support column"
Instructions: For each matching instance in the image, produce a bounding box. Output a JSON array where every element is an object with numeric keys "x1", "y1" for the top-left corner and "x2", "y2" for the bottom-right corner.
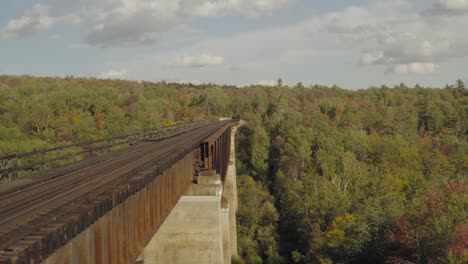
[
  {"x1": 221, "y1": 198, "x2": 231, "y2": 264},
  {"x1": 137, "y1": 125, "x2": 239, "y2": 264},
  {"x1": 224, "y1": 126, "x2": 238, "y2": 256},
  {"x1": 137, "y1": 171, "x2": 225, "y2": 264}
]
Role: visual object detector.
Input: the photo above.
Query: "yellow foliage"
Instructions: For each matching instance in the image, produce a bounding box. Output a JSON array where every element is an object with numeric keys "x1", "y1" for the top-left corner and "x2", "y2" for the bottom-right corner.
[
  {"x1": 345, "y1": 213, "x2": 357, "y2": 221},
  {"x1": 319, "y1": 257, "x2": 333, "y2": 264},
  {"x1": 72, "y1": 116, "x2": 80, "y2": 125},
  {"x1": 325, "y1": 214, "x2": 359, "y2": 248},
  {"x1": 333, "y1": 213, "x2": 357, "y2": 225},
  {"x1": 165, "y1": 120, "x2": 175, "y2": 126},
  {"x1": 326, "y1": 229, "x2": 345, "y2": 239},
  {"x1": 247, "y1": 176, "x2": 256, "y2": 186},
  {"x1": 389, "y1": 174, "x2": 407, "y2": 191},
  {"x1": 325, "y1": 229, "x2": 345, "y2": 248}
]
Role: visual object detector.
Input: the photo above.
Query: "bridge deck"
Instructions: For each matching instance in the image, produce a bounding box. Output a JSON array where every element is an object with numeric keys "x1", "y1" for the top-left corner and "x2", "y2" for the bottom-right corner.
[{"x1": 0, "y1": 121, "x2": 234, "y2": 262}]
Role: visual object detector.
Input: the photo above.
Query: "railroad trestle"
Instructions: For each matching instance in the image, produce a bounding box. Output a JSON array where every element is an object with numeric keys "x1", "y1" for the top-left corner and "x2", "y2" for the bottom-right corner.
[{"x1": 0, "y1": 120, "x2": 238, "y2": 264}]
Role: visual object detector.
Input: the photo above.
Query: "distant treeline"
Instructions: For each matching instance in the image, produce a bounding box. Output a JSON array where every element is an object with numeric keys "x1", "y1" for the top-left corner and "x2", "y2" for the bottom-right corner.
[{"x1": 0, "y1": 75, "x2": 466, "y2": 263}]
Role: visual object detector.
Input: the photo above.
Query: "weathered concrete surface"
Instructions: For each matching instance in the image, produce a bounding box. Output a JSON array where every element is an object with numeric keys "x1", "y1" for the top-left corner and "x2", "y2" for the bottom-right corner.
[
  {"x1": 224, "y1": 126, "x2": 238, "y2": 256},
  {"x1": 221, "y1": 199, "x2": 231, "y2": 264},
  {"x1": 137, "y1": 172, "x2": 224, "y2": 264}
]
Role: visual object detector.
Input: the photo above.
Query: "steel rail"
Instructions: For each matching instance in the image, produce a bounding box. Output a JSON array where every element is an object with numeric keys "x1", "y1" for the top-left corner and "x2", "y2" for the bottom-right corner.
[
  {"x1": 0, "y1": 120, "x2": 215, "y2": 202},
  {"x1": 0, "y1": 135, "x2": 180, "y2": 227},
  {"x1": 0, "y1": 119, "x2": 218, "y2": 180}
]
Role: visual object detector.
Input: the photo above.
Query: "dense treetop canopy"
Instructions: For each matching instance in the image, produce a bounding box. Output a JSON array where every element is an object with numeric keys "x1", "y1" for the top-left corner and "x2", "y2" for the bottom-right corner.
[{"x1": 0, "y1": 75, "x2": 466, "y2": 263}]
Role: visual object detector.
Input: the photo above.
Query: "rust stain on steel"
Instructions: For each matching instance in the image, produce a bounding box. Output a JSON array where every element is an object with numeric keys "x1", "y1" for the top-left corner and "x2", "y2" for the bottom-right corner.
[
  {"x1": 106, "y1": 207, "x2": 114, "y2": 264},
  {"x1": 200, "y1": 125, "x2": 232, "y2": 181},
  {"x1": 93, "y1": 219, "x2": 104, "y2": 264}
]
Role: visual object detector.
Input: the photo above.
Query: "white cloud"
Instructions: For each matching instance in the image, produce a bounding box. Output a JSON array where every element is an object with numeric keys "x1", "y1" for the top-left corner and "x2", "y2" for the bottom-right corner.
[
  {"x1": 189, "y1": 0, "x2": 292, "y2": 17},
  {"x1": 424, "y1": 0, "x2": 468, "y2": 15},
  {"x1": 55, "y1": 14, "x2": 81, "y2": 26},
  {"x1": 437, "y1": 0, "x2": 468, "y2": 11},
  {"x1": 392, "y1": 62, "x2": 438, "y2": 74},
  {"x1": 0, "y1": 4, "x2": 81, "y2": 39},
  {"x1": 115, "y1": 0, "x2": 465, "y2": 83},
  {"x1": 173, "y1": 80, "x2": 203, "y2": 85},
  {"x1": 313, "y1": 0, "x2": 468, "y2": 75},
  {"x1": 82, "y1": 0, "x2": 292, "y2": 46},
  {"x1": 1, "y1": 4, "x2": 53, "y2": 39},
  {"x1": 256, "y1": 80, "x2": 277, "y2": 86},
  {"x1": 75, "y1": 0, "x2": 468, "y2": 83},
  {"x1": 174, "y1": 54, "x2": 225, "y2": 67},
  {"x1": 98, "y1": 69, "x2": 127, "y2": 79},
  {"x1": 361, "y1": 51, "x2": 385, "y2": 65},
  {"x1": 84, "y1": 0, "x2": 180, "y2": 45},
  {"x1": 5, "y1": 0, "x2": 466, "y2": 85}
]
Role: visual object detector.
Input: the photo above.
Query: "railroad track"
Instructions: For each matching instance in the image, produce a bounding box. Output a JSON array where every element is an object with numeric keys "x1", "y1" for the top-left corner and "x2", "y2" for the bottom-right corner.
[{"x1": 0, "y1": 120, "x2": 231, "y2": 252}]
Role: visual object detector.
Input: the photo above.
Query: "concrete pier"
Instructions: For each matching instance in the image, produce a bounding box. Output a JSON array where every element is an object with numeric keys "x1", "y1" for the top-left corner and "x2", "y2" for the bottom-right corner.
[
  {"x1": 136, "y1": 171, "x2": 225, "y2": 264},
  {"x1": 137, "y1": 126, "x2": 239, "y2": 264}
]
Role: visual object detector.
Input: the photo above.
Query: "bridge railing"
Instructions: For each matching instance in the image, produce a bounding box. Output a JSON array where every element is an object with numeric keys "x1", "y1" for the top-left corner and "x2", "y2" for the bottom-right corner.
[{"x1": 0, "y1": 120, "x2": 218, "y2": 182}]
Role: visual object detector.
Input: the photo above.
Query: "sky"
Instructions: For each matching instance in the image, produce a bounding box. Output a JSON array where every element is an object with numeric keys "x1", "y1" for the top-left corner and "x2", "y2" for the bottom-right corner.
[{"x1": 0, "y1": 0, "x2": 467, "y2": 89}]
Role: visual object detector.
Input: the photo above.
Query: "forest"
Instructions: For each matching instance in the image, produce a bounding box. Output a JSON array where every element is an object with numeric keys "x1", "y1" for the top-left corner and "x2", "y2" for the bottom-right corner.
[{"x1": 0, "y1": 75, "x2": 466, "y2": 263}]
